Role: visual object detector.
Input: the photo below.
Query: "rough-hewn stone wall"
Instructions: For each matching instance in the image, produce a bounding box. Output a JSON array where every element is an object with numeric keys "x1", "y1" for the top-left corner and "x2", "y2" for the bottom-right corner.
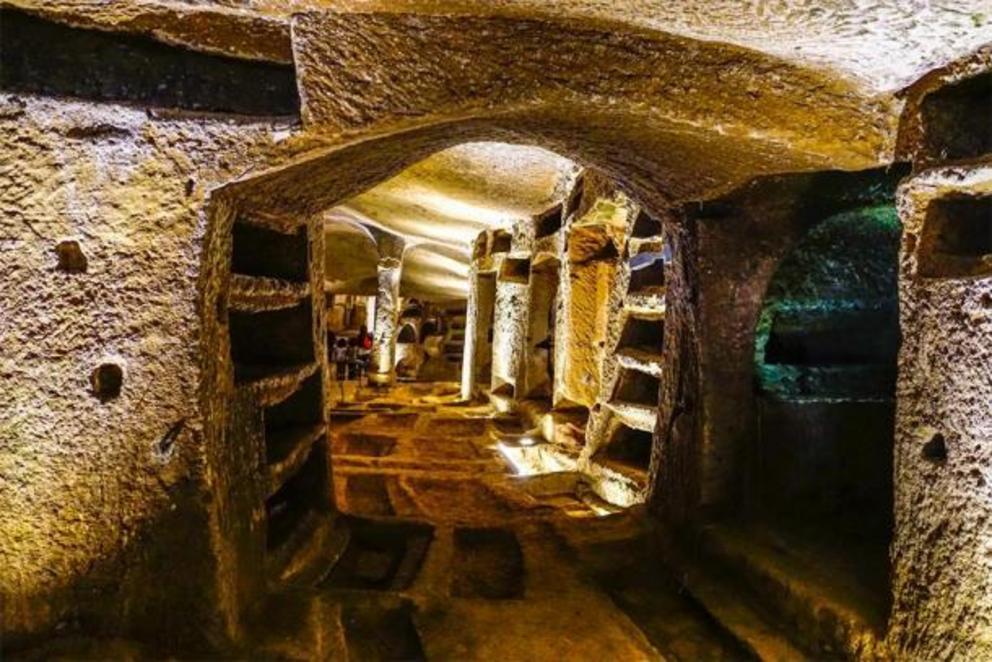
[
  {"x1": 0, "y1": 93, "x2": 284, "y2": 647},
  {"x1": 889, "y1": 163, "x2": 992, "y2": 659},
  {"x1": 682, "y1": 169, "x2": 903, "y2": 514}
]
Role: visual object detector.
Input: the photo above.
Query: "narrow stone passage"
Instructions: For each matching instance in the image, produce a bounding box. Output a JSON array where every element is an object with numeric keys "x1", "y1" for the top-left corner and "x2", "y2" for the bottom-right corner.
[{"x1": 249, "y1": 382, "x2": 746, "y2": 660}]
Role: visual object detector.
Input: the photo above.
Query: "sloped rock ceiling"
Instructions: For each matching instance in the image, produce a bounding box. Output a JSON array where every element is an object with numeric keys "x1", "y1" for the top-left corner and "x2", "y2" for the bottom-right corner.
[{"x1": 326, "y1": 142, "x2": 577, "y2": 300}]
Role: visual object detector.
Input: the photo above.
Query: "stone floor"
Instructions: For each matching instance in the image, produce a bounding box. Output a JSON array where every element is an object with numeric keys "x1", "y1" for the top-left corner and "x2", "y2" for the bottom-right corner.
[{"x1": 251, "y1": 381, "x2": 748, "y2": 661}]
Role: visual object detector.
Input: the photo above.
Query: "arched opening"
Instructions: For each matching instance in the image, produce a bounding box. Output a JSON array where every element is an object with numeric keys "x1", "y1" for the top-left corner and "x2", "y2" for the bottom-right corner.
[{"x1": 750, "y1": 202, "x2": 901, "y2": 632}]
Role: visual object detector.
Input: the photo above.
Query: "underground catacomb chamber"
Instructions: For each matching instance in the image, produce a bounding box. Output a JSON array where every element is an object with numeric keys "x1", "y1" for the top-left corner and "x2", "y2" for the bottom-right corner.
[{"x1": 13, "y1": 4, "x2": 992, "y2": 649}]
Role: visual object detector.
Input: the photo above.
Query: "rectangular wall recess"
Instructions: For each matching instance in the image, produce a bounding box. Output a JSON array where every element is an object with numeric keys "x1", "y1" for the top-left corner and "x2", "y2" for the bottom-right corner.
[
  {"x1": 921, "y1": 72, "x2": 992, "y2": 162},
  {"x1": 918, "y1": 194, "x2": 992, "y2": 278},
  {"x1": 0, "y1": 8, "x2": 299, "y2": 116}
]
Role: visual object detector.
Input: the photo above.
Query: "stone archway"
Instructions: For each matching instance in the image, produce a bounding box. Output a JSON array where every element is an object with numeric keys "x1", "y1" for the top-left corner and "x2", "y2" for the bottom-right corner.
[{"x1": 190, "y1": 7, "x2": 943, "y2": 650}]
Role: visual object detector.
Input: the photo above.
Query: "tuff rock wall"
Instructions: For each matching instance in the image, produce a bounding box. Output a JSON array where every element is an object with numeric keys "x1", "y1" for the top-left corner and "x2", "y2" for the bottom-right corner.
[{"x1": 0, "y1": 93, "x2": 285, "y2": 648}]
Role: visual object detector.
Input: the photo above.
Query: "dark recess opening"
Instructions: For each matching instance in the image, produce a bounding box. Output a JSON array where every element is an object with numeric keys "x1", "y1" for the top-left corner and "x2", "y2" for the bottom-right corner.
[
  {"x1": 491, "y1": 231, "x2": 513, "y2": 254},
  {"x1": 601, "y1": 425, "x2": 652, "y2": 471},
  {"x1": 628, "y1": 252, "x2": 665, "y2": 294},
  {"x1": 618, "y1": 317, "x2": 664, "y2": 353},
  {"x1": 420, "y1": 321, "x2": 438, "y2": 341},
  {"x1": 499, "y1": 257, "x2": 531, "y2": 284},
  {"x1": 611, "y1": 369, "x2": 660, "y2": 407},
  {"x1": 565, "y1": 176, "x2": 584, "y2": 218},
  {"x1": 765, "y1": 308, "x2": 899, "y2": 366},
  {"x1": 229, "y1": 304, "x2": 314, "y2": 367},
  {"x1": 0, "y1": 8, "x2": 299, "y2": 116},
  {"x1": 630, "y1": 210, "x2": 662, "y2": 238},
  {"x1": 323, "y1": 518, "x2": 434, "y2": 591},
  {"x1": 919, "y1": 195, "x2": 992, "y2": 278},
  {"x1": 921, "y1": 72, "x2": 992, "y2": 162},
  {"x1": 55, "y1": 240, "x2": 87, "y2": 273},
  {"x1": 232, "y1": 221, "x2": 309, "y2": 281},
  {"x1": 266, "y1": 443, "x2": 329, "y2": 550},
  {"x1": 341, "y1": 601, "x2": 426, "y2": 661},
  {"x1": 91, "y1": 363, "x2": 124, "y2": 402},
  {"x1": 535, "y1": 205, "x2": 564, "y2": 238},
  {"x1": 451, "y1": 527, "x2": 525, "y2": 599},
  {"x1": 401, "y1": 304, "x2": 423, "y2": 319},
  {"x1": 922, "y1": 432, "x2": 948, "y2": 463},
  {"x1": 264, "y1": 372, "x2": 323, "y2": 441}
]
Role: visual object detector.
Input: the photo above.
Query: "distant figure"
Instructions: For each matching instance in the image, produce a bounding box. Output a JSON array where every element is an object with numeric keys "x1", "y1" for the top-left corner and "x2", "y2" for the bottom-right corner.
[
  {"x1": 347, "y1": 337, "x2": 360, "y2": 380},
  {"x1": 333, "y1": 338, "x2": 348, "y2": 381},
  {"x1": 357, "y1": 324, "x2": 373, "y2": 377}
]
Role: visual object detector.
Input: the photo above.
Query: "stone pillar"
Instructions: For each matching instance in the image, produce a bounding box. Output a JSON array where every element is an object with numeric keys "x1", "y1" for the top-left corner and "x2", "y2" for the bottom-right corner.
[
  {"x1": 490, "y1": 255, "x2": 532, "y2": 406},
  {"x1": 889, "y1": 163, "x2": 992, "y2": 658},
  {"x1": 519, "y1": 256, "x2": 560, "y2": 400},
  {"x1": 460, "y1": 269, "x2": 480, "y2": 400},
  {"x1": 461, "y1": 267, "x2": 497, "y2": 400},
  {"x1": 556, "y1": 207, "x2": 627, "y2": 411},
  {"x1": 369, "y1": 256, "x2": 402, "y2": 385}
]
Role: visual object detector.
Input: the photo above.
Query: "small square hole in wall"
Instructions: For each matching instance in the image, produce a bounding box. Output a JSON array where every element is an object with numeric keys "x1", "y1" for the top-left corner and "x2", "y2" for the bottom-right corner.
[
  {"x1": 917, "y1": 195, "x2": 992, "y2": 278},
  {"x1": 921, "y1": 72, "x2": 992, "y2": 162},
  {"x1": 91, "y1": 363, "x2": 123, "y2": 401},
  {"x1": 491, "y1": 230, "x2": 512, "y2": 254},
  {"x1": 535, "y1": 205, "x2": 563, "y2": 238}
]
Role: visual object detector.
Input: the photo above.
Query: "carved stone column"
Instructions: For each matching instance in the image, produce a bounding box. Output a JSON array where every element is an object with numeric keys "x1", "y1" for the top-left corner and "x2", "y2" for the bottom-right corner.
[{"x1": 368, "y1": 256, "x2": 403, "y2": 385}]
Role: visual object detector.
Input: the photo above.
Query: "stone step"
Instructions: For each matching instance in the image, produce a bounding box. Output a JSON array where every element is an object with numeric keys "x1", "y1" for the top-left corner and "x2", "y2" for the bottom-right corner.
[
  {"x1": 671, "y1": 546, "x2": 809, "y2": 662},
  {"x1": 692, "y1": 523, "x2": 890, "y2": 659}
]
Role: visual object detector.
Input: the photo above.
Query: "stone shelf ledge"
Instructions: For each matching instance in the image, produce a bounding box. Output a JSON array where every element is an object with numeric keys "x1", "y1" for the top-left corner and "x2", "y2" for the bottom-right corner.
[
  {"x1": 230, "y1": 274, "x2": 310, "y2": 312},
  {"x1": 616, "y1": 348, "x2": 664, "y2": 377},
  {"x1": 605, "y1": 401, "x2": 658, "y2": 432},
  {"x1": 237, "y1": 361, "x2": 320, "y2": 407},
  {"x1": 266, "y1": 424, "x2": 327, "y2": 499},
  {"x1": 265, "y1": 511, "x2": 341, "y2": 586},
  {"x1": 623, "y1": 298, "x2": 666, "y2": 319}
]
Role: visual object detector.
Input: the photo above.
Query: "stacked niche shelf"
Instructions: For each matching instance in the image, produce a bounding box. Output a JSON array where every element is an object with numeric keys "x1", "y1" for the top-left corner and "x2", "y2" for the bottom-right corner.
[
  {"x1": 627, "y1": 251, "x2": 666, "y2": 296},
  {"x1": 229, "y1": 215, "x2": 330, "y2": 583},
  {"x1": 598, "y1": 423, "x2": 653, "y2": 476},
  {"x1": 629, "y1": 209, "x2": 663, "y2": 239},
  {"x1": 591, "y1": 207, "x2": 667, "y2": 487}
]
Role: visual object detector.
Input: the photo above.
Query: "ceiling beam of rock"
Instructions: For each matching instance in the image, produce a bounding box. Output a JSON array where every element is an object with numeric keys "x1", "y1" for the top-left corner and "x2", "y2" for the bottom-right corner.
[{"x1": 15, "y1": 1, "x2": 990, "y2": 95}]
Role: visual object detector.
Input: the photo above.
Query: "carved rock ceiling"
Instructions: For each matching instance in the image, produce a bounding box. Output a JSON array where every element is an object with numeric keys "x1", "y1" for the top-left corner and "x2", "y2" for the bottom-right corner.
[{"x1": 325, "y1": 141, "x2": 576, "y2": 301}]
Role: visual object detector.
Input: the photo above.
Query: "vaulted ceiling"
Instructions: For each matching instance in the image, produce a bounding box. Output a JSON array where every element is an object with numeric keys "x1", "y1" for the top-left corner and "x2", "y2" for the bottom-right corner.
[{"x1": 324, "y1": 142, "x2": 577, "y2": 300}]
